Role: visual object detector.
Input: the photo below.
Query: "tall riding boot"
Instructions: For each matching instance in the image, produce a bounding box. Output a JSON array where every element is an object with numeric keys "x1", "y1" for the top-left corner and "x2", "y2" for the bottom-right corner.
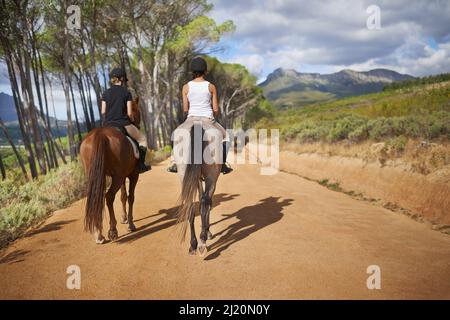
[
  {"x1": 221, "y1": 141, "x2": 233, "y2": 174},
  {"x1": 138, "y1": 146, "x2": 151, "y2": 173}
]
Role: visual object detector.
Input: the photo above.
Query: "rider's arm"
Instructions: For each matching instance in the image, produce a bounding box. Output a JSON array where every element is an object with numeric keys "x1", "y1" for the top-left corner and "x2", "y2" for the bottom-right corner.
[
  {"x1": 210, "y1": 83, "x2": 219, "y2": 117},
  {"x1": 101, "y1": 100, "x2": 106, "y2": 125},
  {"x1": 182, "y1": 84, "x2": 189, "y2": 117},
  {"x1": 125, "y1": 90, "x2": 134, "y2": 122},
  {"x1": 127, "y1": 100, "x2": 134, "y2": 122}
]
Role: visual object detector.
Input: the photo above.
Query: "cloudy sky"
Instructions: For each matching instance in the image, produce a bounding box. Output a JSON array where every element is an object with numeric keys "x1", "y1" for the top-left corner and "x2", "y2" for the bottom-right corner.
[
  {"x1": 1, "y1": 0, "x2": 449, "y2": 119},
  {"x1": 209, "y1": 0, "x2": 450, "y2": 81}
]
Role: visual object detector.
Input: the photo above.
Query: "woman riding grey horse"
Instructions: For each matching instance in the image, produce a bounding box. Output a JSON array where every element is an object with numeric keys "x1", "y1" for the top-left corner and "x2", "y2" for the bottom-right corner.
[
  {"x1": 172, "y1": 57, "x2": 231, "y2": 255},
  {"x1": 168, "y1": 57, "x2": 232, "y2": 174}
]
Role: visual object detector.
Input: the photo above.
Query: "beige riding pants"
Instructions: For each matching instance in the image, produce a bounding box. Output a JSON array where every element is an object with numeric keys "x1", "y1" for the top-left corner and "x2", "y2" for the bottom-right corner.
[
  {"x1": 125, "y1": 124, "x2": 147, "y2": 148},
  {"x1": 176, "y1": 116, "x2": 227, "y2": 140}
]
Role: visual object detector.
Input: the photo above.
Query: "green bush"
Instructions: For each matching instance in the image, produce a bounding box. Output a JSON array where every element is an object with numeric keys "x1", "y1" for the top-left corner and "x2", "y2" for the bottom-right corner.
[
  {"x1": 348, "y1": 125, "x2": 369, "y2": 141},
  {"x1": 0, "y1": 161, "x2": 86, "y2": 246},
  {"x1": 427, "y1": 111, "x2": 450, "y2": 139},
  {"x1": 298, "y1": 126, "x2": 328, "y2": 142},
  {"x1": 327, "y1": 115, "x2": 366, "y2": 142}
]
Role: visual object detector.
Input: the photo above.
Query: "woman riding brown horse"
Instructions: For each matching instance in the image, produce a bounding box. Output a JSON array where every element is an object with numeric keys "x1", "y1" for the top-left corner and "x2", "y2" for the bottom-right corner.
[{"x1": 80, "y1": 97, "x2": 144, "y2": 244}]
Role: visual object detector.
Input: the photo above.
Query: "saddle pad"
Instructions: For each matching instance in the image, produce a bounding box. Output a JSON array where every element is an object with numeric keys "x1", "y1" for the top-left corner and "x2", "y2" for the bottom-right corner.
[{"x1": 126, "y1": 136, "x2": 139, "y2": 159}]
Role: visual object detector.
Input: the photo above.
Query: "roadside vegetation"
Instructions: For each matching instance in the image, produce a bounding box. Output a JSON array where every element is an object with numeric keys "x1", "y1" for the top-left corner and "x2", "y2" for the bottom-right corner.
[
  {"x1": 253, "y1": 76, "x2": 450, "y2": 175},
  {"x1": 257, "y1": 81, "x2": 450, "y2": 144},
  {"x1": 0, "y1": 161, "x2": 85, "y2": 247}
]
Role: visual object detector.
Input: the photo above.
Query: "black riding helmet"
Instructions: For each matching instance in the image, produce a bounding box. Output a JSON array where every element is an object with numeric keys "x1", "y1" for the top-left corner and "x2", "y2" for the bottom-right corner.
[
  {"x1": 190, "y1": 57, "x2": 207, "y2": 73},
  {"x1": 110, "y1": 67, "x2": 128, "y2": 81}
]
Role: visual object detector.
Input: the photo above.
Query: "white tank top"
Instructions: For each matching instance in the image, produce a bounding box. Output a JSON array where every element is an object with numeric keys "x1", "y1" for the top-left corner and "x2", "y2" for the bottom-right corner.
[{"x1": 187, "y1": 81, "x2": 213, "y2": 119}]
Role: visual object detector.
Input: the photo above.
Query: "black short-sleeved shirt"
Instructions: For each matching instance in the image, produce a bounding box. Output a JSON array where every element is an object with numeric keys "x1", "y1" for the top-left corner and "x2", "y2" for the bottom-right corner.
[{"x1": 101, "y1": 85, "x2": 132, "y2": 127}]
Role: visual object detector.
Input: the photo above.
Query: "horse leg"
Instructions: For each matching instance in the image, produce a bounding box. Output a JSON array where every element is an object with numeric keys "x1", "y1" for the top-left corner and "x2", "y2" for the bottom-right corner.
[
  {"x1": 126, "y1": 173, "x2": 139, "y2": 232},
  {"x1": 106, "y1": 177, "x2": 122, "y2": 241},
  {"x1": 120, "y1": 183, "x2": 128, "y2": 224},
  {"x1": 205, "y1": 167, "x2": 220, "y2": 241},
  {"x1": 198, "y1": 179, "x2": 215, "y2": 255},
  {"x1": 95, "y1": 229, "x2": 106, "y2": 244},
  {"x1": 189, "y1": 205, "x2": 198, "y2": 255},
  {"x1": 206, "y1": 210, "x2": 213, "y2": 241}
]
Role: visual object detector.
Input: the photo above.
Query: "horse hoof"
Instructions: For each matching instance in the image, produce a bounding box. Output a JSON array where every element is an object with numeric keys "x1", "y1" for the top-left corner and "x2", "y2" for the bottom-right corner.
[
  {"x1": 108, "y1": 229, "x2": 118, "y2": 241},
  {"x1": 189, "y1": 247, "x2": 197, "y2": 255},
  {"x1": 198, "y1": 242, "x2": 208, "y2": 257},
  {"x1": 95, "y1": 236, "x2": 106, "y2": 244},
  {"x1": 128, "y1": 223, "x2": 136, "y2": 232},
  {"x1": 120, "y1": 219, "x2": 128, "y2": 224},
  {"x1": 207, "y1": 231, "x2": 213, "y2": 240}
]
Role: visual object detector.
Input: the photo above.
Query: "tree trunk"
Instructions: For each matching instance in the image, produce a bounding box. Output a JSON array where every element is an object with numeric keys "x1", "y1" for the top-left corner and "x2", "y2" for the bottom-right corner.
[
  {"x1": 84, "y1": 72, "x2": 96, "y2": 127},
  {"x1": 0, "y1": 118, "x2": 28, "y2": 180},
  {"x1": 63, "y1": 0, "x2": 76, "y2": 161},
  {"x1": 4, "y1": 50, "x2": 38, "y2": 179},
  {"x1": 18, "y1": 27, "x2": 47, "y2": 175},
  {"x1": 38, "y1": 48, "x2": 58, "y2": 168},
  {"x1": 69, "y1": 77, "x2": 83, "y2": 143},
  {"x1": 0, "y1": 151, "x2": 5, "y2": 180},
  {"x1": 47, "y1": 77, "x2": 64, "y2": 146},
  {"x1": 75, "y1": 71, "x2": 92, "y2": 131}
]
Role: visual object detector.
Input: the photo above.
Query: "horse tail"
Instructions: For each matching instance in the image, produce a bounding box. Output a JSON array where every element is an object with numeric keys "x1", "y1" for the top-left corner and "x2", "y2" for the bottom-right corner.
[
  {"x1": 177, "y1": 123, "x2": 203, "y2": 240},
  {"x1": 84, "y1": 132, "x2": 108, "y2": 233}
]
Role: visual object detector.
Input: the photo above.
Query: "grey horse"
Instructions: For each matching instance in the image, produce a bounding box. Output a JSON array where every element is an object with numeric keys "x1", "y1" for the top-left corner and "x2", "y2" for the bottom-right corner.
[{"x1": 173, "y1": 120, "x2": 222, "y2": 256}]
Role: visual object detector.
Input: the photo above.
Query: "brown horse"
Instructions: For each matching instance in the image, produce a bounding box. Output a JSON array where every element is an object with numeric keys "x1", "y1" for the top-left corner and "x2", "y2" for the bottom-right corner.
[{"x1": 80, "y1": 97, "x2": 142, "y2": 244}]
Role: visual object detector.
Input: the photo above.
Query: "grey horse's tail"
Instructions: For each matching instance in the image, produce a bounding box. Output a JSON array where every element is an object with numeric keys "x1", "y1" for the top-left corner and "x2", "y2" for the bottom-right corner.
[{"x1": 177, "y1": 123, "x2": 204, "y2": 240}]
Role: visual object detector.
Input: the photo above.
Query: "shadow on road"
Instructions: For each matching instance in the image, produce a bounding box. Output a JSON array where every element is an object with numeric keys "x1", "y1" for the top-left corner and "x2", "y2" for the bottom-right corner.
[
  {"x1": 25, "y1": 219, "x2": 77, "y2": 238},
  {"x1": 205, "y1": 196, "x2": 293, "y2": 261},
  {"x1": 115, "y1": 193, "x2": 240, "y2": 244},
  {"x1": 0, "y1": 249, "x2": 30, "y2": 265}
]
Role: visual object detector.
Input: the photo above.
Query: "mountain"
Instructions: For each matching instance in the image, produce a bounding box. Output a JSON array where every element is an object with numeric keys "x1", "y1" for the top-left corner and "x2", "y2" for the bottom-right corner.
[
  {"x1": 0, "y1": 92, "x2": 71, "y2": 145},
  {"x1": 259, "y1": 68, "x2": 415, "y2": 108}
]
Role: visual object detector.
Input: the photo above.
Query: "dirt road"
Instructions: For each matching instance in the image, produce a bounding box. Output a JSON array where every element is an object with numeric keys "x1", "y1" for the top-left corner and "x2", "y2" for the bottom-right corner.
[{"x1": 0, "y1": 159, "x2": 449, "y2": 299}]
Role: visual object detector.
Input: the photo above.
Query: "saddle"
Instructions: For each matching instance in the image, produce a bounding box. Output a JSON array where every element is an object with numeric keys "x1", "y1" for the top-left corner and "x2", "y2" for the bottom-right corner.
[{"x1": 113, "y1": 127, "x2": 140, "y2": 159}]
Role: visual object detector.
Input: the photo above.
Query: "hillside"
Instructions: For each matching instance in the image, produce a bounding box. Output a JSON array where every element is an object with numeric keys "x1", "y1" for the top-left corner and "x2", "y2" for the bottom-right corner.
[
  {"x1": 257, "y1": 77, "x2": 450, "y2": 179},
  {"x1": 259, "y1": 68, "x2": 414, "y2": 108},
  {"x1": 0, "y1": 92, "x2": 72, "y2": 145},
  {"x1": 258, "y1": 79, "x2": 449, "y2": 144}
]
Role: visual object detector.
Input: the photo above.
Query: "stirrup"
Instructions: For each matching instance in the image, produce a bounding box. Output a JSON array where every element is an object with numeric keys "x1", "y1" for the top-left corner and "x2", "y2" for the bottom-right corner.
[
  {"x1": 139, "y1": 163, "x2": 151, "y2": 173},
  {"x1": 221, "y1": 162, "x2": 233, "y2": 174},
  {"x1": 167, "y1": 163, "x2": 178, "y2": 173},
  {"x1": 138, "y1": 147, "x2": 151, "y2": 173}
]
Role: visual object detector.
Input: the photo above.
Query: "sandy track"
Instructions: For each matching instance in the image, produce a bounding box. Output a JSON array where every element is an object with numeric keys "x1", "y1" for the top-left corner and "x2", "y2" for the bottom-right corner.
[{"x1": 0, "y1": 160, "x2": 449, "y2": 299}]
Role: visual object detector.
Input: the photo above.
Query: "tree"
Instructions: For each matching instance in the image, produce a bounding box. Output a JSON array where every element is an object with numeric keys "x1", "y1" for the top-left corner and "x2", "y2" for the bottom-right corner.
[
  {"x1": 0, "y1": 117, "x2": 28, "y2": 180},
  {"x1": 1, "y1": 0, "x2": 260, "y2": 181},
  {"x1": 204, "y1": 57, "x2": 263, "y2": 128}
]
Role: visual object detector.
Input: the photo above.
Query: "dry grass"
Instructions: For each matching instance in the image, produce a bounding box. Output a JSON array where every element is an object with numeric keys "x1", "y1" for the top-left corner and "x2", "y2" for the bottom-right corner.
[{"x1": 282, "y1": 139, "x2": 450, "y2": 179}]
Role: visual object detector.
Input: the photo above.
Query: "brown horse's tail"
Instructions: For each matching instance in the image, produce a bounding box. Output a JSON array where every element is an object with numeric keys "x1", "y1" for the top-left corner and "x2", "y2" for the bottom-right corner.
[
  {"x1": 84, "y1": 133, "x2": 108, "y2": 233},
  {"x1": 177, "y1": 124, "x2": 203, "y2": 240}
]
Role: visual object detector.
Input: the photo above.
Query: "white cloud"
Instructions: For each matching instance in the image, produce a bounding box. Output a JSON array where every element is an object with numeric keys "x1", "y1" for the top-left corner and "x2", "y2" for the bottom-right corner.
[
  {"x1": 229, "y1": 54, "x2": 264, "y2": 77},
  {"x1": 210, "y1": 0, "x2": 450, "y2": 78}
]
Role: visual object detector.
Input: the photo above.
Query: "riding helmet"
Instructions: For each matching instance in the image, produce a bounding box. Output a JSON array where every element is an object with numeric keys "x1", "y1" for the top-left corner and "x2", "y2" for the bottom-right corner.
[
  {"x1": 190, "y1": 57, "x2": 207, "y2": 73},
  {"x1": 110, "y1": 67, "x2": 128, "y2": 81}
]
